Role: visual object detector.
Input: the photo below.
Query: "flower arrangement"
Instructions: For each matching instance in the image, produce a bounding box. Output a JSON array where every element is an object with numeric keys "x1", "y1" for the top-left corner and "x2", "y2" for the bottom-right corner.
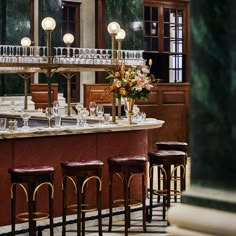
[{"x1": 106, "y1": 60, "x2": 156, "y2": 100}]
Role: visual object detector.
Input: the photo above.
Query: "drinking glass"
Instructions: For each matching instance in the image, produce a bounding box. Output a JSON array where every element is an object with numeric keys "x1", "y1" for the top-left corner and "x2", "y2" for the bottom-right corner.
[
  {"x1": 77, "y1": 108, "x2": 89, "y2": 127},
  {"x1": 10, "y1": 101, "x2": 16, "y2": 113},
  {"x1": 76, "y1": 103, "x2": 84, "y2": 115},
  {"x1": 96, "y1": 104, "x2": 104, "y2": 126},
  {"x1": 0, "y1": 118, "x2": 7, "y2": 131},
  {"x1": 45, "y1": 107, "x2": 54, "y2": 128},
  {"x1": 20, "y1": 110, "x2": 31, "y2": 129},
  {"x1": 81, "y1": 108, "x2": 90, "y2": 126},
  {"x1": 89, "y1": 101, "x2": 97, "y2": 117},
  {"x1": 53, "y1": 101, "x2": 59, "y2": 116},
  {"x1": 104, "y1": 113, "x2": 111, "y2": 125}
]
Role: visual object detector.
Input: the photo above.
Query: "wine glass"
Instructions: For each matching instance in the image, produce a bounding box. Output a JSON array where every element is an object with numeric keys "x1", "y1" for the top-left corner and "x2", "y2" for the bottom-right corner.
[
  {"x1": 81, "y1": 108, "x2": 90, "y2": 126},
  {"x1": 96, "y1": 104, "x2": 104, "y2": 126},
  {"x1": 76, "y1": 103, "x2": 84, "y2": 115},
  {"x1": 53, "y1": 101, "x2": 59, "y2": 115},
  {"x1": 20, "y1": 110, "x2": 31, "y2": 129},
  {"x1": 10, "y1": 101, "x2": 16, "y2": 113},
  {"x1": 89, "y1": 101, "x2": 97, "y2": 117},
  {"x1": 123, "y1": 98, "x2": 128, "y2": 118},
  {"x1": 45, "y1": 107, "x2": 54, "y2": 128}
]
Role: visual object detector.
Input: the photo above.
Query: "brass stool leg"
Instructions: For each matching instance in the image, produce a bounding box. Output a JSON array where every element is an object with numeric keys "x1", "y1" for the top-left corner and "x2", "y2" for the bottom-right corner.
[
  {"x1": 181, "y1": 165, "x2": 186, "y2": 193},
  {"x1": 28, "y1": 183, "x2": 35, "y2": 236},
  {"x1": 142, "y1": 173, "x2": 146, "y2": 232},
  {"x1": 97, "y1": 171, "x2": 102, "y2": 236},
  {"x1": 123, "y1": 170, "x2": 129, "y2": 236},
  {"x1": 11, "y1": 184, "x2": 16, "y2": 236},
  {"x1": 108, "y1": 172, "x2": 113, "y2": 232},
  {"x1": 128, "y1": 182, "x2": 131, "y2": 229},
  {"x1": 165, "y1": 165, "x2": 171, "y2": 222},
  {"x1": 77, "y1": 177, "x2": 82, "y2": 236},
  {"x1": 148, "y1": 163, "x2": 154, "y2": 223},
  {"x1": 174, "y1": 166, "x2": 178, "y2": 202},
  {"x1": 62, "y1": 177, "x2": 67, "y2": 236},
  {"x1": 162, "y1": 167, "x2": 167, "y2": 221},
  {"x1": 49, "y1": 182, "x2": 54, "y2": 236},
  {"x1": 157, "y1": 167, "x2": 161, "y2": 203},
  {"x1": 81, "y1": 178, "x2": 86, "y2": 236}
]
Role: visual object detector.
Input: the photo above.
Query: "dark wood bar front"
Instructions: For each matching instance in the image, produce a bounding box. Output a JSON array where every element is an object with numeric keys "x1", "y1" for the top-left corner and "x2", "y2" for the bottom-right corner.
[{"x1": 0, "y1": 119, "x2": 163, "y2": 226}]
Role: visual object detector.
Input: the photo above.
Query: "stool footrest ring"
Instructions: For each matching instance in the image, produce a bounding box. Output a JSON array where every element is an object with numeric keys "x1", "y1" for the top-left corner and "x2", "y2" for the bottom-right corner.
[
  {"x1": 152, "y1": 189, "x2": 181, "y2": 197},
  {"x1": 67, "y1": 204, "x2": 98, "y2": 213},
  {"x1": 16, "y1": 212, "x2": 49, "y2": 222},
  {"x1": 113, "y1": 198, "x2": 142, "y2": 207}
]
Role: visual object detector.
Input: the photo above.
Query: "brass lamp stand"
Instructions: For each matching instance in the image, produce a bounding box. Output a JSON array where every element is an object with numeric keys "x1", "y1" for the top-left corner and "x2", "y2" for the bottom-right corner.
[
  {"x1": 116, "y1": 28, "x2": 126, "y2": 119},
  {"x1": 41, "y1": 17, "x2": 56, "y2": 113},
  {"x1": 107, "y1": 22, "x2": 120, "y2": 123}
]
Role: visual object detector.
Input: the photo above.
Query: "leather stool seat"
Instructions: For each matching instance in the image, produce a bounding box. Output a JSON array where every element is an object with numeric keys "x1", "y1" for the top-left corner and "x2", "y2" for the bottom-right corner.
[
  {"x1": 8, "y1": 165, "x2": 55, "y2": 236},
  {"x1": 149, "y1": 150, "x2": 187, "y2": 164},
  {"x1": 156, "y1": 141, "x2": 188, "y2": 153},
  {"x1": 155, "y1": 142, "x2": 188, "y2": 201},
  {"x1": 61, "y1": 160, "x2": 104, "y2": 173},
  {"x1": 148, "y1": 150, "x2": 186, "y2": 222},
  {"x1": 61, "y1": 160, "x2": 104, "y2": 236},
  {"x1": 108, "y1": 156, "x2": 147, "y2": 236}
]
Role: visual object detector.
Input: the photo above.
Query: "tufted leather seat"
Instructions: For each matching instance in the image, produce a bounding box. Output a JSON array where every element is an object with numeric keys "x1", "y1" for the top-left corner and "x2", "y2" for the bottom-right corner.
[
  {"x1": 155, "y1": 141, "x2": 188, "y2": 202},
  {"x1": 156, "y1": 141, "x2": 188, "y2": 153},
  {"x1": 8, "y1": 165, "x2": 55, "y2": 236},
  {"x1": 61, "y1": 160, "x2": 104, "y2": 236},
  {"x1": 107, "y1": 156, "x2": 147, "y2": 236},
  {"x1": 148, "y1": 150, "x2": 186, "y2": 222},
  {"x1": 149, "y1": 150, "x2": 187, "y2": 165}
]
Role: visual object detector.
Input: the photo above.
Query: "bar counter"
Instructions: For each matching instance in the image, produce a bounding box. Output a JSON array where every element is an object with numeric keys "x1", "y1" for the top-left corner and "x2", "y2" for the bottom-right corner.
[{"x1": 0, "y1": 115, "x2": 164, "y2": 226}]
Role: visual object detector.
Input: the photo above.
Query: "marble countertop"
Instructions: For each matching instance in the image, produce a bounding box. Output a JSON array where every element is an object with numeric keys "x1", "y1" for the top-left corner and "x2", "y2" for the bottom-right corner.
[{"x1": 0, "y1": 118, "x2": 164, "y2": 140}]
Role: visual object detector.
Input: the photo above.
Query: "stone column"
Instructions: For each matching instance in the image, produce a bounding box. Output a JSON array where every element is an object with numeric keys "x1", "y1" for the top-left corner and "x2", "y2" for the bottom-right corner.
[
  {"x1": 167, "y1": 1, "x2": 236, "y2": 235},
  {"x1": 80, "y1": 0, "x2": 96, "y2": 104}
]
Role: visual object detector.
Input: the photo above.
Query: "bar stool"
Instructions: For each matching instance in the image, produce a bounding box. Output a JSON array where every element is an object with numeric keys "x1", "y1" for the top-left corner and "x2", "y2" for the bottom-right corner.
[
  {"x1": 156, "y1": 141, "x2": 188, "y2": 201},
  {"x1": 148, "y1": 150, "x2": 186, "y2": 222},
  {"x1": 107, "y1": 156, "x2": 147, "y2": 236},
  {"x1": 61, "y1": 160, "x2": 104, "y2": 236},
  {"x1": 8, "y1": 165, "x2": 55, "y2": 236}
]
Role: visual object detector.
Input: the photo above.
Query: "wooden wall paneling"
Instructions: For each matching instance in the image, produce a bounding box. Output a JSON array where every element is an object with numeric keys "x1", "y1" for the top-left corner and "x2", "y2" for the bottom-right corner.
[{"x1": 84, "y1": 83, "x2": 189, "y2": 151}]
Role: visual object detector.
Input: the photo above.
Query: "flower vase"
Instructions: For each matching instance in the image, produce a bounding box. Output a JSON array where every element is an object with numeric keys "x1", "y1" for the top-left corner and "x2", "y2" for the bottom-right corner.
[{"x1": 127, "y1": 98, "x2": 135, "y2": 125}]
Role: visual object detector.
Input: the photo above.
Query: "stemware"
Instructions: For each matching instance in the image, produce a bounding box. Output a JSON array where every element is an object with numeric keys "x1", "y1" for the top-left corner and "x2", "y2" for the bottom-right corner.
[
  {"x1": 89, "y1": 101, "x2": 97, "y2": 117},
  {"x1": 10, "y1": 101, "x2": 16, "y2": 113},
  {"x1": 77, "y1": 108, "x2": 89, "y2": 127},
  {"x1": 20, "y1": 110, "x2": 31, "y2": 129},
  {"x1": 53, "y1": 101, "x2": 59, "y2": 115},
  {"x1": 81, "y1": 108, "x2": 90, "y2": 126},
  {"x1": 45, "y1": 107, "x2": 54, "y2": 128},
  {"x1": 96, "y1": 104, "x2": 104, "y2": 117},
  {"x1": 96, "y1": 104, "x2": 104, "y2": 126},
  {"x1": 76, "y1": 103, "x2": 84, "y2": 115}
]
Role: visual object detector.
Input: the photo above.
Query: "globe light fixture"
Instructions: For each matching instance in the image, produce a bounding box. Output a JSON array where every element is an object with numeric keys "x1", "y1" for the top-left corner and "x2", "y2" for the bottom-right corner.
[
  {"x1": 41, "y1": 17, "x2": 56, "y2": 31},
  {"x1": 107, "y1": 22, "x2": 120, "y2": 35},
  {"x1": 21, "y1": 37, "x2": 32, "y2": 57},
  {"x1": 107, "y1": 22, "x2": 120, "y2": 61},
  {"x1": 115, "y1": 28, "x2": 126, "y2": 41},
  {"x1": 20, "y1": 37, "x2": 32, "y2": 47},
  {"x1": 63, "y1": 33, "x2": 74, "y2": 45},
  {"x1": 115, "y1": 29, "x2": 126, "y2": 60},
  {"x1": 63, "y1": 33, "x2": 75, "y2": 57}
]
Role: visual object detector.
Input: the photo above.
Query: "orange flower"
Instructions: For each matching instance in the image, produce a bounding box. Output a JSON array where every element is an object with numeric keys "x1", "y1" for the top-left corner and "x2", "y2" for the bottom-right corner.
[
  {"x1": 119, "y1": 87, "x2": 127, "y2": 96},
  {"x1": 114, "y1": 71, "x2": 120, "y2": 77}
]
